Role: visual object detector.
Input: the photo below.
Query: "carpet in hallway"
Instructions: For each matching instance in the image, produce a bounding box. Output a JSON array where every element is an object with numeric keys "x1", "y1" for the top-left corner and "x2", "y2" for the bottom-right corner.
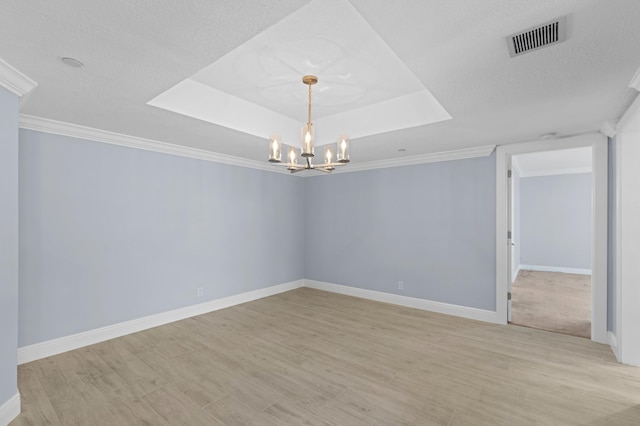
[{"x1": 510, "y1": 270, "x2": 591, "y2": 338}]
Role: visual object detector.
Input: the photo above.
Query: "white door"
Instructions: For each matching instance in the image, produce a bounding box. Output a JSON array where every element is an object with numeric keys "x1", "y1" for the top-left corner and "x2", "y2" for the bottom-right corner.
[{"x1": 507, "y1": 157, "x2": 513, "y2": 322}]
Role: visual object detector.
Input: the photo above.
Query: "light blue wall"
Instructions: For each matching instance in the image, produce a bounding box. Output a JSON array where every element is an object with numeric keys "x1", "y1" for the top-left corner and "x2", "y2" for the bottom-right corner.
[
  {"x1": 19, "y1": 131, "x2": 498, "y2": 348},
  {"x1": 18, "y1": 129, "x2": 305, "y2": 346},
  {"x1": 0, "y1": 88, "x2": 19, "y2": 405},
  {"x1": 607, "y1": 137, "x2": 617, "y2": 333},
  {"x1": 304, "y1": 154, "x2": 497, "y2": 311},
  {"x1": 520, "y1": 173, "x2": 592, "y2": 270}
]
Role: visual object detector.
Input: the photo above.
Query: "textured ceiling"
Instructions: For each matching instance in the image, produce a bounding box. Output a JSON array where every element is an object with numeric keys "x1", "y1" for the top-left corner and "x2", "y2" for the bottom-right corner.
[{"x1": 1, "y1": 0, "x2": 639, "y2": 164}]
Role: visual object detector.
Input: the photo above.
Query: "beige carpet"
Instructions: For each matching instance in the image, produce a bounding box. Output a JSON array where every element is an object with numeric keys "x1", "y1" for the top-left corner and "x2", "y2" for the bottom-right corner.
[{"x1": 510, "y1": 270, "x2": 591, "y2": 338}]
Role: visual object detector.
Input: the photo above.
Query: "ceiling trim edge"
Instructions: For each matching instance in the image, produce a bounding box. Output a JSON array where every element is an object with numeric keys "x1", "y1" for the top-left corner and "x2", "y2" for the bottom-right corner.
[
  {"x1": 0, "y1": 57, "x2": 37, "y2": 98},
  {"x1": 327, "y1": 145, "x2": 497, "y2": 175},
  {"x1": 18, "y1": 114, "x2": 291, "y2": 175},
  {"x1": 599, "y1": 120, "x2": 617, "y2": 138},
  {"x1": 18, "y1": 114, "x2": 496, "y2": 176},
  {"x1": 629, "y1": 65, "x2": 640, "y2": 91},
  {"x1": 519, "y1": 166, "x2": 592, "y2": 178}
]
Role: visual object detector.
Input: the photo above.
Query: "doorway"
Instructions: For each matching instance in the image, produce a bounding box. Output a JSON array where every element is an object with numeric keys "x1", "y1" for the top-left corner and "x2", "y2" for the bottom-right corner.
[
  {"x1": 508, "y1": 148, "x2": 593, "y2": 338},
  {"x1": 496, "y1": 133, "x2": 608, "y2": 344}
]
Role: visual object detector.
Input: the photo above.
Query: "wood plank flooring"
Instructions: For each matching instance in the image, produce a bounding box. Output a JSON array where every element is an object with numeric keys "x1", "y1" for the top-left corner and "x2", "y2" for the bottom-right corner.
[{"x1": 11, "y1": 288, "x2": 640, "y2": 425}]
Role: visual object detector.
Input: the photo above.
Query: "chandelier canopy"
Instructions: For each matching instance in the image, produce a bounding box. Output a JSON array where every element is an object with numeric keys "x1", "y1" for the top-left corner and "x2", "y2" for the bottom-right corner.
[{"x1": 268, "y1": 75, "x2": 350, "y2": 173}]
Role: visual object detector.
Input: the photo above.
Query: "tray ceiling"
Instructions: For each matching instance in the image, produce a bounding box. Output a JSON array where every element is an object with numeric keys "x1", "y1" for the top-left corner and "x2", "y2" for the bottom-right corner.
[{"x1": 1, "y1": 0, "x2": 639, "y2": 164}]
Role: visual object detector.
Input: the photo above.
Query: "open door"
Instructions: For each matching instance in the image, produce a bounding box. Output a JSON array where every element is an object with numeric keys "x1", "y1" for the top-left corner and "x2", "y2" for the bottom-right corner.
[
  {"x1": 508, "y1": 149, "x2": 593, "y2": 338},
  {"x1": 496, "y1": 134, "x2": 607, "y2": 344},
  {"x1": 507, "y1": 157, "x2": 513, "y2": 322}
]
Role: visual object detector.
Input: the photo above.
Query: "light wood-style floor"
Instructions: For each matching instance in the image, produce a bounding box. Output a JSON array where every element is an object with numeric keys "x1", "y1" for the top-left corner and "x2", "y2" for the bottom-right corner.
[{"x1": 11, "y1": 288, "x2": 640, "y2": 425}]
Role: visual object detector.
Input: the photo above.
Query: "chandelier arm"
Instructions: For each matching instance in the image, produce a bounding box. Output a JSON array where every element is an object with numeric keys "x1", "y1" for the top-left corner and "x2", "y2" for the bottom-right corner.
[
  {"x1": 311, "y1": 166, "x2": 332, "y2": 173},
  {"x1": 286, "y1": 162, "x2": 305, "y2": 169}
]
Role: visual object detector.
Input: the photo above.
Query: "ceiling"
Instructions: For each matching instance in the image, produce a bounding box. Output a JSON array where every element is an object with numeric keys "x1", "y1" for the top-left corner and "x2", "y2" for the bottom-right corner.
[
  {"x1": 1, "y1": 0, "x2": 639, "y2": 165},
  {"x1": 147, "y1": 0, "x2": 451, "y2": 148},
  {"x1": 513, "y1": 146, "x2": 592, "y2": 177}
]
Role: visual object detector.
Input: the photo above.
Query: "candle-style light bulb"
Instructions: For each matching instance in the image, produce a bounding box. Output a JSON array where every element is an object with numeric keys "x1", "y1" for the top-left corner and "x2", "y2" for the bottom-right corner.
[
  {"x1": 268, "y1": 134, "x2": 282, "y2": 163},
  {"x1": 325, "y1": 146, "x2": 333, "y2": 163},
  {"x1": 287, "y1": 146, "x2": 299, "y2": 170},
  {"x1": 301, "y1": 124, "x2": 314, "y2": 157},
  {"x1": 324, "y1": 145, "x2": 335, "y2": 171},
  {"x1": 337, "y1": 135, "x2": 350, "y2": 163}
]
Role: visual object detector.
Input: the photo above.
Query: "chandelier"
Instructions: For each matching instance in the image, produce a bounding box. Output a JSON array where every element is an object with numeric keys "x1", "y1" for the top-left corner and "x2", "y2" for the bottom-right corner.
[{"x1": 268, "y1": 75, "x2": 350, "y2": 173}]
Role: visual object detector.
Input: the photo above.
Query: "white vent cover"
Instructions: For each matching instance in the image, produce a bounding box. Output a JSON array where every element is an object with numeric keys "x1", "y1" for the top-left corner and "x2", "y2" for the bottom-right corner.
[{"x1": 507, "y1": 16, "x2": 567, "y2": 57}]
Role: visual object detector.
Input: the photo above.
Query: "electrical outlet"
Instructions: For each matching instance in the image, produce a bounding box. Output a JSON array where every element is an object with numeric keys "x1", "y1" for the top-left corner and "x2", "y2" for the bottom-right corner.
[
  {"x1": 398, "y1": 281, "x2": 404, "y2": 290},
  {"x1": 197, "y1": 287, "x2": 204, "y2": 297}
]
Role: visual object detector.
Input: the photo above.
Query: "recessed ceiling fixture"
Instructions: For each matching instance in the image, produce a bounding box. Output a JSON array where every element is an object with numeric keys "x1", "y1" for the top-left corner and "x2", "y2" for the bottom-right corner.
[
  {"x1": 268, "y1": 75, "x2": 350, "y2": 173},
  {"x1": 506, "y1": 16, "x2": 567, "y2": 58},
  {"x1": 398, "y1": 148, "x2": 407, "y2": 152},
  {"x1": 60, "y1": 57, "x2": 84, "y2": 68}
]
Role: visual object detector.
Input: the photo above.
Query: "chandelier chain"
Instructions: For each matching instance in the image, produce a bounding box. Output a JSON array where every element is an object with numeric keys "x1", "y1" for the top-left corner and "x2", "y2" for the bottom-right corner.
[{"x1": 307, "y1": 82, "x2": 312, "y2": 126}]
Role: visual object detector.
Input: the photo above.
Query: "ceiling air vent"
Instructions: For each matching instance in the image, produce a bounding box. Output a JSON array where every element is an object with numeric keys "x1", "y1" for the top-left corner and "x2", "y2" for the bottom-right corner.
[{"x1": 507, "y1": 16, "x2": 567, "y2": 57}]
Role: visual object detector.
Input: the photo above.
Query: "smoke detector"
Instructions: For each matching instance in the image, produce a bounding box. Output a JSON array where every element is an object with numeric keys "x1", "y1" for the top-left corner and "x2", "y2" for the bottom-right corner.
[
  {"x1": 507, "y1": 16, "x2": 568, "y2": 58},
  {"x1": 60, "y1": 57, "x2": 84, "y2": 68}
]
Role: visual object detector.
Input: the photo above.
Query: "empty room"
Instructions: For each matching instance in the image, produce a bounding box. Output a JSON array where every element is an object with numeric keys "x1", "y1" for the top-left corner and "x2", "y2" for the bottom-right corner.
[{"x1": 2, "y1": 1, "x2": 640, "y2": 425}]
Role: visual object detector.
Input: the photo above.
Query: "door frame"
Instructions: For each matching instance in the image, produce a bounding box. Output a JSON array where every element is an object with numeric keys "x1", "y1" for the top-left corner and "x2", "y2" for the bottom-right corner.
[
  {"x1": 614, "y1": 93, "x2": 640, "y2": 365},
  {"x1": 506, "y1": 156, "x2": 513, "y2": 322},
  {"x1": 496, "y1": 133, "x2": 608, "y2": 344}
]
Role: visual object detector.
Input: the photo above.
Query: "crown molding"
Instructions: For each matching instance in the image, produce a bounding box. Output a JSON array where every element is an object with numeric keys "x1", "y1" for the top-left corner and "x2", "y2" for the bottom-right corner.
[
  {"x1": 19, "y1": 115, "x2": 498, "y2": 176},
  {"x1": 629, "y1": 65, "x2": 640, "y2": 91},
  {"x1": 519, "y1": 166, "x2": 591, "y2": 178},
  {"x1": 329, "y1": 145, "x2": 496, "y2": 174},
  {"x1": 599, "y1": 120, "x2": 618, "y2": 138},
  {"x1": 0, "y1": 57, "x2": 37, "y2": 97},
  {"x1": 19, "y1": 115, "x2": 292, "y2": 175}
]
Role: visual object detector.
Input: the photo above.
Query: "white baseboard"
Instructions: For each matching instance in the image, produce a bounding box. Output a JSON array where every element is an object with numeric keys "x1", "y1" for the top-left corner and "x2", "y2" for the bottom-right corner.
[
  {"x1": 17, "y1": 280, "x2": 304, "y2": 364},
  {"x1": 0, "y1": 392, "x2": 20, "y2": 426},
  {"x1": 512, "y1": 266, "x2": 521, "y2": 283},
  {"x1": 608, "y1": 331, "x2": 620, "y2": 361},
  {"x1": 519, "y1": 265, "x2": 592, "y2": 275},
  {"x1": 303, "y1": 280, "x2": 501, "y2": 324}
]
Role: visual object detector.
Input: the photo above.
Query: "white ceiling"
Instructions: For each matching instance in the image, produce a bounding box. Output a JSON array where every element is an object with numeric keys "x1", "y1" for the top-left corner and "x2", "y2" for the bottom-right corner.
[
  {"x1": 148, "y1": 0, "x2": 451, "y2": 147},
  {"x1": 513, "y1": 147, "x2": 592, "y2": 177},
  {"x1": 1, "y1": 0, "x2": 639, "y2": 165}
]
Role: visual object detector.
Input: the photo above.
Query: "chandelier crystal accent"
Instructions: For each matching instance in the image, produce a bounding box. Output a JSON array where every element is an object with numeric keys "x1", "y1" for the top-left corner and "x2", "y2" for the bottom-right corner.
[{"x1": 268, "y1": 75, "x2": 350, "y2": 173}]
